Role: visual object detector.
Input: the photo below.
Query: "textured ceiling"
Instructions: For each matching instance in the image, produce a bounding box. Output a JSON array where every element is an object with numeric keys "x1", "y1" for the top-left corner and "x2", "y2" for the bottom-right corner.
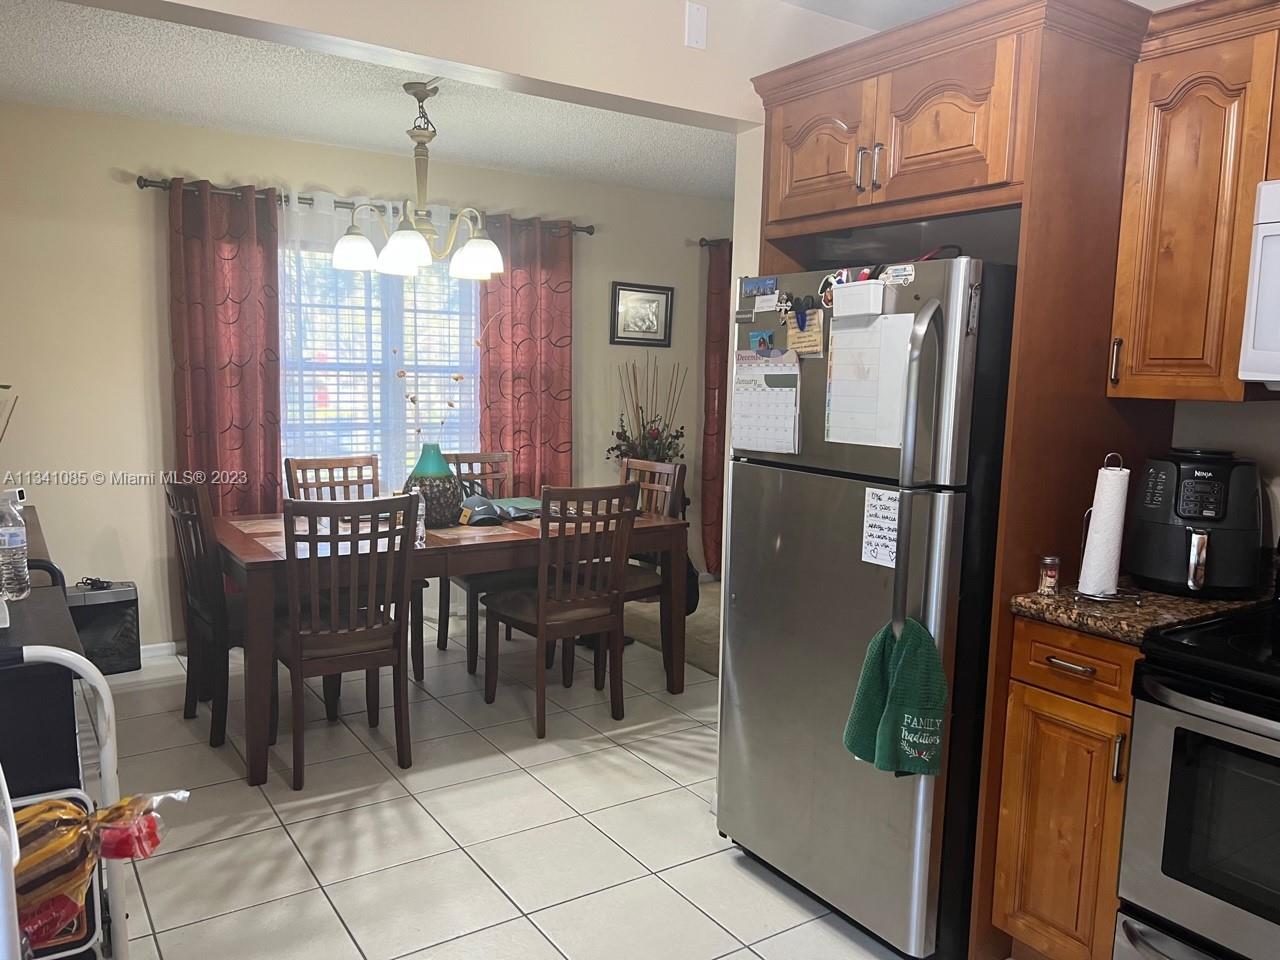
[{"x1": 0, "y1": 0, "x2": 736, "y2": 198}]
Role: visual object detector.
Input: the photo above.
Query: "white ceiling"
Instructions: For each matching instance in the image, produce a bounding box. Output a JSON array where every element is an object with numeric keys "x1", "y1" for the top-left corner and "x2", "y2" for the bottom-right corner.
[
  {"x1": 0, "y1": 0, "x2": 737, "y2": 199},
  {"x1": 782, "y1": 0, "x2": 966, "y2": 29},
  {"x1": 783, "y1": 0, "x2": 1186, "y2": 28}
]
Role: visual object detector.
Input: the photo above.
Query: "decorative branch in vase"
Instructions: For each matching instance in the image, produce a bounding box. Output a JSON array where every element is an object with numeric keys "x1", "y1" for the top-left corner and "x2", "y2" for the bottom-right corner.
[
  {"x1": 607, "y1": 355, "x2": 688, "y2": 464},
  {"x1": 394, "y1": 345, "x2": 468, "y2": 528}
]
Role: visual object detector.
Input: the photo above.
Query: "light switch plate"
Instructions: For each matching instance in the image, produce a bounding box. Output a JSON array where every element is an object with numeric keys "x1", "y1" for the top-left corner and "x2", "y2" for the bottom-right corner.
[{"x1": 684, "y1": 1, "x2": 708, "y2": 49}]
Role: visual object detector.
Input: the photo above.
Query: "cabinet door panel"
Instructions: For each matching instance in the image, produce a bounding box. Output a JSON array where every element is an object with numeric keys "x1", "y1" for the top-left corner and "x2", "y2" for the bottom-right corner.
[
  {"x1": 766, "y1": 81, "x2": 877, "y2": 223},
  {"x1": 993, "y1": 683, "x2": 1129, "y2": 960},
  {"x1": 1109, "y1": 32, "x2": 1278, "y2": 400},
  {"x1": 872, "y1": 34, "x2": 1022, "y2": 203}
]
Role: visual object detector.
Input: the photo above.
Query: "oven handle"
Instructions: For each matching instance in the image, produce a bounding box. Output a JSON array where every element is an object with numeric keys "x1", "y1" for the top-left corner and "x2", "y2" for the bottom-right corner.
[
  {"x1": 1120, "y1": 919, "x2": 1216, "y2": 960},
  {"x1": 1144, "y1": 675, "x2": 1280, "y2": 743}
]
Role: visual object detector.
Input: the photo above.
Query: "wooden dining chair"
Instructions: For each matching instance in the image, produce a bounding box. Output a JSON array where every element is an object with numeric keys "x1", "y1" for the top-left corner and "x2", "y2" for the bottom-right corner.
[
  {"x1": 285, "y1": 453, "x2": 396, "y2": 713},
  {"x1": 481, "y1": 483, "x2": 639, "y2": 737},
  {"x1": 426, "y1": 451, "x2": 535, "y2": 675},
  {"x1": 276, "y1": 494, "x2": 418, "y2": 789},
  {"x1": 284, "y1": 455, "x2": 380, "y2": 501},
  {"x1": 164, "y1": 481, "x2": 239, "y2": 748},
  {"x1": 546, "y1": 459, "x2": 687, "y2": 675}
]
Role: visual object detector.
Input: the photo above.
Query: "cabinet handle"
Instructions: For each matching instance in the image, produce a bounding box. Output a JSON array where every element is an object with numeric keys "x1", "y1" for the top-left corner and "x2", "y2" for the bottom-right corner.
[
  {"x1": 854, "y1": 147, "x2": 868, "y2": 192},
  {"x1": 1109, "y1": 337, "x2": 1123, "y2": 385},
  {"x1": 1044, "y1": 655, "x2": 1097, "y2": 678},
  {"x1": 871, "y1": 142, "x2": 884, "y2": 189},
  {"x1": 1111, "y1": 732, "x2": 1126, "y2": 783}
]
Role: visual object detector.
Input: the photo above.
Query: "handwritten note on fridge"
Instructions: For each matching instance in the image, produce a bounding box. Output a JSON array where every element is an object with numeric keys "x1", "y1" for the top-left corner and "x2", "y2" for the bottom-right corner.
[
  {"x1": 783, "y1": 308, "x2": 824, "y2": 358},
  {"x1": 862, "y1": 487, "x2": 900, "y2": 568},
  {"x1": 731, "y1": 350, "x2": 800, "y2": 454},
  {"x1": 825, "y1": 313, "x2": 913, "y2": 448}
]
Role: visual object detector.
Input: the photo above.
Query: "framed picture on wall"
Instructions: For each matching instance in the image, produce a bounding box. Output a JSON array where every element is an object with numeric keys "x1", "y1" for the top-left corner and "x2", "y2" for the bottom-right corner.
[{"x1": 610, "y1": 282, "x2": 674, "y2": 347}]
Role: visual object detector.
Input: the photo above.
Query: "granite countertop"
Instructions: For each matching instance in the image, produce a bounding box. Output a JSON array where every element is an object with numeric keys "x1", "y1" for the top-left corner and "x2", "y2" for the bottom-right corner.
[{"x1": 1011, "y1": 577, "x2": 1272, "y2": 646}]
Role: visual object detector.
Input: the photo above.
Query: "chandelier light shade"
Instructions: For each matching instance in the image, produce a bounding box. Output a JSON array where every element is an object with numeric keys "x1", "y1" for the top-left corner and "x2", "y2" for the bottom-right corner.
[
  {"x1": 449, "y1": 233, "x2": 505, "y2": 280},
  {"x1": 331, "y1": 225, "x2": 377, "y2": 272},
  {"x1": 331, "y1": 81, "x2": 505, "y2": 281},
  {"x1": 377, "y1": 222, "x2": 432, "y2": 275}
]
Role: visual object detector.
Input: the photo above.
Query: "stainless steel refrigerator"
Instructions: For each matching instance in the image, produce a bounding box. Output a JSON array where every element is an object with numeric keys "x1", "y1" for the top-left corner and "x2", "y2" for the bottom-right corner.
[{"x1": 717, "y1": 257, "x2": 1016, "y2": 959}]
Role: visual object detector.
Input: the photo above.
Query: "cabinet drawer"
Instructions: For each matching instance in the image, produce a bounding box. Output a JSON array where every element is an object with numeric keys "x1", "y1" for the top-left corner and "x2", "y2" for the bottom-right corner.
[{"x1": 1012, "y1": 618, "x2": 1141, "y2": 714}]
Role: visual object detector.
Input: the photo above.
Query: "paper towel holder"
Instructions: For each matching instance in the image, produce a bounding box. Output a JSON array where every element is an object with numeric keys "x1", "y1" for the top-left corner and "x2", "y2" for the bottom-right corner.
[{"x1": 1074, "y1": 453, "x2": 1141, "y2": 603}]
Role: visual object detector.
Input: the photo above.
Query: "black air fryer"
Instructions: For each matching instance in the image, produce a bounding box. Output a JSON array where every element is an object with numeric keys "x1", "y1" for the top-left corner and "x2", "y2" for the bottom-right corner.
[{"x1": 1126, "y1": 449, "x2": 1267, "y2": 598}]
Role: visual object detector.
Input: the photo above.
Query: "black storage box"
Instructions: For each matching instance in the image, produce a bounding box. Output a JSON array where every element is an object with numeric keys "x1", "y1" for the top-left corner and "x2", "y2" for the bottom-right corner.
[{"x1": 67, "y1": 581, "x2": 140, "y2": 674}]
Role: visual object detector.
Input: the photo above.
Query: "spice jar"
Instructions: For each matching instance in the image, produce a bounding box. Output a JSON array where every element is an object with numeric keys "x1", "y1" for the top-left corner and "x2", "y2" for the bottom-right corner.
[{"x1": 1037, "y1": 555, "x2": 1060, "y2": 596}]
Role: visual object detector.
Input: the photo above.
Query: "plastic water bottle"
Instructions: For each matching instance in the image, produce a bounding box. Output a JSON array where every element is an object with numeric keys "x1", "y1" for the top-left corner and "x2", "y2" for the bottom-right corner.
[{"x1": 0, "y1": 497, "x2": 30, "y2": 601}]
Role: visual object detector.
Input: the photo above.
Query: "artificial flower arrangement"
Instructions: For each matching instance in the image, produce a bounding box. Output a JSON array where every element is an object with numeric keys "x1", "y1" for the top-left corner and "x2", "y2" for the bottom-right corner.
[{"x1": 606, "y1": 355, "x2": 688, "y2": 463}]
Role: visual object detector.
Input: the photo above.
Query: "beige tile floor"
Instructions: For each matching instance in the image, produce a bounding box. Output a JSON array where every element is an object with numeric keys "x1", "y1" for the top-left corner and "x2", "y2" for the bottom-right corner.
[{"x1": 78, "y1": 623, "x2": 895, "y2": 960}]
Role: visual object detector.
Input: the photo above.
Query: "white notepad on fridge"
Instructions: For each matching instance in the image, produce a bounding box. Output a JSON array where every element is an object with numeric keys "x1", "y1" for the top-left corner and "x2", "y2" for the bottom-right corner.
[{"x1": 825, "y1": 313, "x2": 913, "y2": 449}]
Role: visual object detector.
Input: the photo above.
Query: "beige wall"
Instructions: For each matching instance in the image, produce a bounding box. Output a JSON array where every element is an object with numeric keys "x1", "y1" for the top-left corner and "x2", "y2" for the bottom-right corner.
[
  {"x1": 1174, "y1": 402, "x2": 1280, "y2": 543},
  {"x1": 0, "y1": 99, "x2": 731, "y2": 646}
]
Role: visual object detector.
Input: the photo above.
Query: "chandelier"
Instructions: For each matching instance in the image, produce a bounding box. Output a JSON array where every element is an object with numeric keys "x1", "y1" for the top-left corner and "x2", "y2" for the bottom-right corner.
[{"x1": 332, "y1": 82, "x2": 504, "y2": 280}]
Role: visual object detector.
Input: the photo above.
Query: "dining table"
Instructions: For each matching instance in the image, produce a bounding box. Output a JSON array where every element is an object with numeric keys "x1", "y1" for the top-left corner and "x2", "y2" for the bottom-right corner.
[{"x1": 214, "y1": 511, "x2": 689, "y2": 786}]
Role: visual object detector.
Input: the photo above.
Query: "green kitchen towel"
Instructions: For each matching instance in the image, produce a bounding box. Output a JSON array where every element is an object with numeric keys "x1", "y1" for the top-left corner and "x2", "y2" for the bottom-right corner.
[
  {"x1": 843, "y1": 621, "x2": 894, "y2": 763},
  {"x1": 843, "y1": 618, "x2": 948, "y2": 776}
]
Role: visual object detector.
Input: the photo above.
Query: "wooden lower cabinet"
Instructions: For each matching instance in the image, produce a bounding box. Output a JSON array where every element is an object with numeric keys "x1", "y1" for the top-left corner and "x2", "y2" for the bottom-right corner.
[{"x1": 993, "y1": 681, "x2": 1131, "y2": 960}]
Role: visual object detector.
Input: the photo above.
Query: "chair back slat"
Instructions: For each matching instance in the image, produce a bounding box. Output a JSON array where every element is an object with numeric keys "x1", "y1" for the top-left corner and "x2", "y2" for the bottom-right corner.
[
  {"x1": 163, "y1": 482, "x2": 226, "y2": 631},
  {"x1": 618, "y1": 458, "x2": 686, "y2": 518},
  {"x1": 537, "y1": 483, "x2": 638, "y2": 620},
  {"x1": 444, "y1": 452, "x2": 514, "y2": 499},
  {"x1": 285, "y1": 455, "x2": 380, "y2": 501},
  {"x1": 282, "y1": 495, "x2": 417, "y2": 659}
]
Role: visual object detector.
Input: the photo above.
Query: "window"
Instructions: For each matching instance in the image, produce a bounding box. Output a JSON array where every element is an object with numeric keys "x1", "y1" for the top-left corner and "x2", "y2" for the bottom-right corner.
[{"x1": 280, "y1": 248, "x2": 480, "y2": 483}]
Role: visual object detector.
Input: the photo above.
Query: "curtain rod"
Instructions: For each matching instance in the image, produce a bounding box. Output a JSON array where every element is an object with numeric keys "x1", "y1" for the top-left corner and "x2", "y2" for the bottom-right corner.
[{"x1": 134, "y1": 176, "x2": 596, "y2": 235}]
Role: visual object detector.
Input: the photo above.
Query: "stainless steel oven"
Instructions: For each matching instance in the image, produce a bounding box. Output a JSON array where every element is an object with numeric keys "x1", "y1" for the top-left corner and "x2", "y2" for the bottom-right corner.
[{"x1": 1120, "y1": 666, "x2": 1280, "y2": 960}]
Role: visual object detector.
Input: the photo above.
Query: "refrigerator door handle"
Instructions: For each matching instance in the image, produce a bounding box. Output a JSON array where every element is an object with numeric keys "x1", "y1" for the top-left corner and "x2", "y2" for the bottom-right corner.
[{"x1": 891, "y1": 298, "x2": 942, "y2": 639}]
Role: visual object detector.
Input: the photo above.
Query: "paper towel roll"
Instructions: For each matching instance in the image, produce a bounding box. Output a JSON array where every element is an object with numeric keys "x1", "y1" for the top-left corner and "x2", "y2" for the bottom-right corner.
[{"x1": 1078, "y1": 463, "x2": 1131, "y2": 596}]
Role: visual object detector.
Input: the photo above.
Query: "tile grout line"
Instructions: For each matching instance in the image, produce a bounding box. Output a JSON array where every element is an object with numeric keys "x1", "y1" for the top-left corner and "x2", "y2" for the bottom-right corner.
[
  {"x1": 397, "y1": 789, "x2": 561, "y2": 955},
  {"x1": 127, "y1": 654, "x2": 732, "y2": 959},
  {"x1": 129, "y1": 857, "x2": 161, "y2": 948},
  {"x1": 651, "y1": 868, "x2": 753, "y2": 953},
  {"x1": 273, "y1": 796, "x2": 371, "y2": 960},
  {"x1": 179, "y1": 725, "x2": 369, "y2": 958}
]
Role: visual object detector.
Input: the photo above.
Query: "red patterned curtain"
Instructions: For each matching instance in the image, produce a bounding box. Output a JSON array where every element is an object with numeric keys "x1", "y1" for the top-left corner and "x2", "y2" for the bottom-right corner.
[
  {"x1": 479, "y1": 216, "x2": 573, "y2": 496},
  {"x1": 169, "y1": 180, "x2": 282, "y2": 515},
  {"x1": 700, "y1": 239, "x2": 732, "y2": 575}
]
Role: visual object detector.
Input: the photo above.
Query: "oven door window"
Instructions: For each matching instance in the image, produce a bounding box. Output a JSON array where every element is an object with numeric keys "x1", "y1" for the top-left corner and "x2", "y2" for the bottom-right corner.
[{"x1": 1163, "y1": 728, "x2": 1280, "y2": 923}]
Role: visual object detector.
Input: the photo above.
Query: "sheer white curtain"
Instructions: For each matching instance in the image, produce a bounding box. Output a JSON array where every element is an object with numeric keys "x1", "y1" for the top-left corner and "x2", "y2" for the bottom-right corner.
[{"x1": 278, "y1": 191, "x2": 481, "y2": 489}]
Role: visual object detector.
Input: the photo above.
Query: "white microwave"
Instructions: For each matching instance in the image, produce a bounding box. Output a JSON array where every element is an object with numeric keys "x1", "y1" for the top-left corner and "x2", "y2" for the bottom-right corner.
[{"x1": 1240, "y1": 179, "x2": 1280, "y2": 389}]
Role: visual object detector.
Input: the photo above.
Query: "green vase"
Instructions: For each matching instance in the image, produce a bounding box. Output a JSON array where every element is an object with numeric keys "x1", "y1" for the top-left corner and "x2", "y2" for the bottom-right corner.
[{"x1": 404, "y1": 443, "x2": 463, "y2": 528}]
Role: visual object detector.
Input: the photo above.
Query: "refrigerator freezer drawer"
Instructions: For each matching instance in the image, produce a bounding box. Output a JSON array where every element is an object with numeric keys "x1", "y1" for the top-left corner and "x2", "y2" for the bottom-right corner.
[{"x1": 716, "y1": 461, "x2": 963, "y2": 957}]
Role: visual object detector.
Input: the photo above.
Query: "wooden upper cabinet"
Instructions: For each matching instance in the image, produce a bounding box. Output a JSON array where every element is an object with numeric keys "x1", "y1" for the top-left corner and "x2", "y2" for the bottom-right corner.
[
  {"x1": 766, "y1": 80, "x2": 878, "y2": 223},
  {"x1": 993, "y1": 682, "x2": 1130, "y2": 960},
  {"x1": 1109, "y1": 29, "x2": 1279, "y2": 400},
  {"x1": 870, "y1": 34, "x2": 1023, "y2": 203}
]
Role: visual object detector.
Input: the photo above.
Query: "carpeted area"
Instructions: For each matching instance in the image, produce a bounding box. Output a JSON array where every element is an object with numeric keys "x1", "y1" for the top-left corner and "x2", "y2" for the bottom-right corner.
[{"x1": 627, "y1": 580, "x2": 721, "y2": 677}]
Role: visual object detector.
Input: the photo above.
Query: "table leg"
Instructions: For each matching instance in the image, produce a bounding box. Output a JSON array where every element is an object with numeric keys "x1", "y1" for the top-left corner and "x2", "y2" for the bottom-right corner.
[
  {"x1": 411, "y1": 585, "x2": 425, "y2": 681},
  {"x1": 662, "y1": 527, "x2": 688, "y2": 694},
  {"x1": 243, "y1": 570, "x2": 275, "y2": 786}
]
